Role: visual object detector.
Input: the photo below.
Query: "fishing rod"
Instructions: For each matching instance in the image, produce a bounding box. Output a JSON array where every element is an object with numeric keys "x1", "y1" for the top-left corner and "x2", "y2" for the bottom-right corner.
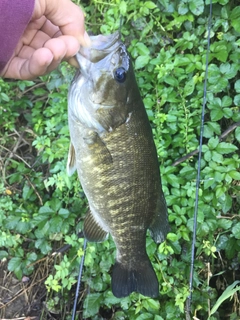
[
  {"x1": 185, "y1": 0, "x2": 213, "y2": 318},
  {"x1": 72, "y1": 238, "x2": 87, "y2": 320}
]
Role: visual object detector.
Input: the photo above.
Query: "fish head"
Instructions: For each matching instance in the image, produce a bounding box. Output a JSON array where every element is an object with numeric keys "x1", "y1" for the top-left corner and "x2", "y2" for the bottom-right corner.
[{"x1": 69, "y1": 32, "x2": 136, "y2": 133}]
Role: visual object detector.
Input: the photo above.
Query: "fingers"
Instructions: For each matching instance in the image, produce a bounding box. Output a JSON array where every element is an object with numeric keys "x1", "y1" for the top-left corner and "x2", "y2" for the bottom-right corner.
[
  {"x1": 3, "y1": 36, "x2": 80, "y2": 79},
  {"x1": 33, "y1": 0, "x2": 91, "y2": 47},
  {"x1": 2, "y1": 48, "x2": 53, "y2": 79}
]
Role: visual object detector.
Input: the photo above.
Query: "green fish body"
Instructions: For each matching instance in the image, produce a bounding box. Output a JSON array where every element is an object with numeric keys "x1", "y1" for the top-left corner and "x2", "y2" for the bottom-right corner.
[{"x1": 67, "y1": 33, "x2": 169, "y2": 298}]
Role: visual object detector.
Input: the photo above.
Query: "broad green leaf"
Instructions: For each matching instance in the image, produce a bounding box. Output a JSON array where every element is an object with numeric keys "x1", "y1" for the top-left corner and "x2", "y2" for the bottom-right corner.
[
  {"x1": 0, "y1": 250, "x2": 8, "y2": 259},
  {"x1": 135, "y1": 55, "x2": 150, "y2": 69},
  {"x1": 146, "y1": 299, "x2": 160, "y2": 310},
  {"x1": 16, "y1": 220, "x2": 31, "y2": 234},
  {"x1": 235, "y1": 127, "x2": 240, "y2": 142},
  {"x1": 222, "y1": 95, "x2": 232, "y2": 107},
  {"x1": 232, "y1": 223, "x2": 240, "y2": 239},
  {"x1": 215, "y1": 142, "x2": 237, "y2": 154},
  {"x1": 230, "y1": 7, "x2": 240, "y2": 32},
  {"x1": 50, "y1": 216, "x2": 63, "y2": 233},
  {"x1": 208, "y1": 137, "x2": 219, "y2": 150},
  {"x1": 210, "y1": 108, "x2": 224, "y2": 121},
  {"x1": 145, "y1": 1, "x2": 157, "y2": 9},
  {"x1": 119, "y1": 1, "x2": 127, "y2": 15},
  {"x1": 189, "y1": 0, "x2": 204, "y2": 15},
  {"x1": 167, "y1": 233, "x2": 178, "y2": 242},
  {"x1": 35, "y1": 238, "x2": 52, "y2": 254},
  {"x1": 83, "y1": 293, "x2": 102, "y2": 317},
  {"x1": 234, "y1": 94, "x2": 240, "y2": 106},
  {"x1": 39, "y1": 206, "x2": 54, "y2": 215},
  {"x1": 136, "y1": 42, "x2": 150, "y2": 56},
  {"x1": 228, "y1": 171, "x2": 240, "y2": 180},
  {"x1": 0, "y1": 92, "x2": 10, "y2": 102},
  {"x1": 178, "y1": 2, "x2": 188, "y2": 15},
  {"x1": 217, "y1": 219, "x2": 232, "y2": 230},
  {"x1": 8, "y1": 257, "x2": 22, "y2": 272},
  {"x1": 58, "y1": 208, "x2": 70, "y2": 218},
  {"x1": 220, "y1": 63, "x2": 238, "y2": 79},
  {"x1": 234, "y1": 79, "x2": 240, "y2": 93},
  {"x1": 164, "y1": 76, "x2": 179, "y2": 87},
  {"x1": 184, "y1": 79, "x2": 195, "y2": 96}
]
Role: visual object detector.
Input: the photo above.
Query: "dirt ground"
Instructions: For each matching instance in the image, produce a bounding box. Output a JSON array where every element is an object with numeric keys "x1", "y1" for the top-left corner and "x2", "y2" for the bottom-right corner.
[{"x1": 0, "y1": 259, "x2": 47, "y2": 320}]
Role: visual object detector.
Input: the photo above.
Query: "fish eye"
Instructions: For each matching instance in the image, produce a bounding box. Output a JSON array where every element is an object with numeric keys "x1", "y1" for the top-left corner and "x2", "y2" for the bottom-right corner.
[{"x1": 114, "y1": 67, "x2": 127, "y2": 83}]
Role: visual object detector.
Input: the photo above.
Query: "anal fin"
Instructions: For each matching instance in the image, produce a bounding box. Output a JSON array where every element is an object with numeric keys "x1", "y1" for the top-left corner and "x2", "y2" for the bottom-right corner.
[
  {"x1": 149, "y1": 195, "x2": 170, "y2": 243},
  {"x1": 83, "y1": 211, "x2": 108, "y2": 242}
]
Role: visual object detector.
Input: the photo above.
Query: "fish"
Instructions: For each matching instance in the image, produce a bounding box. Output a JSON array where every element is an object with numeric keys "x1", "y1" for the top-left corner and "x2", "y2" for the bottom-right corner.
[{"x1": 67, "y1": 32, "x2": 169, "y2": 298}]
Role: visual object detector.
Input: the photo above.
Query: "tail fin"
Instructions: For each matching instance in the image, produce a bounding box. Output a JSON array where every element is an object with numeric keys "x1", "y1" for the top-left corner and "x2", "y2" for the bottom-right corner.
[{"x1": 111, "y1": 260, "x2": 159, "y2": 298}]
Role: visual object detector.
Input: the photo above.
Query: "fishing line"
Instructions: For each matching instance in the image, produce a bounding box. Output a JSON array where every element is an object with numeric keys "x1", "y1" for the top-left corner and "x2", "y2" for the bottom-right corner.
[
  {"x1": 186, "y1": 0, "x2": 212, "y2": 316},
  {"x1": 72, "y1": 237, "x2": 87, "y2": 320}
]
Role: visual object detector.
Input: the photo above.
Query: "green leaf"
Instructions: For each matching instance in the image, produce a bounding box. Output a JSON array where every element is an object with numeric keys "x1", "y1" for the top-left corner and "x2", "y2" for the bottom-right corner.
[
  {"x1": 178, "y1": 2, "x2": 189, "y2": 15},
  {"x1": 0, "y1": 92, "x2": 10, "y2": 102},
  {"x1": 235, "y1": 79, "x2": 240, "y2": 93},
  {"x1": 136, "y1": 43, "x2": 150, "y2": 56},
  {"x1": 210, "y1": 108, "x2": 224, "y2": 121},
  {"x1": 35, "y1": 238, "x2": 52, "y2": 254},
  {"x1": 228, "y1": 171, "x2": 240, "y2": 180},
  {"x1": 58, "y1": 208, "x2": 70, "y2": 218},
  {"x1": 232, "y1": 223, "x2": 240, "y2": 239},
  {"x1": 83, "y1": 293, "x2": 102, "y2": 317},
  {"x1": 39, "y1": 206, "x2": 54, "y2": 215},
  {"x1": 222, "y1": 95, "x2": 232, "y2": 107},
  {"x1": 234, "y1": 94, "x2": 240, "y2": 106},
  {"x1": 167, "y1": 233, "x2": 178, "y2": 242},
  {"x1": 119, "y1": 1, "x2": 127, "y2": 15},
  {"x1": 230, "y1": 7, "x2": 240, "y2": 32},
  {"x1": 136, "y1": 313, "x2": 155, "y2": 320},
  {"x1": 164, "y1": 76, "x2": 179, "y2": 87},
  {"x1": 147, "y1": 298, "x2": 160, "y2": 310},
  {"x1": 208, "y1": 137, "x2": 219, "y2": 150},
  {"x1": 184, "y1": 79, "x2": 195, "y2": 96},
  {"x1": 144, "y1": 1, "x2": 157, "y2": 9},
  {"x1": 50, "y1": 216, "x2": 63, "y2": 233},
  {"x1": 8, "y1": 257, "x2": 22, "y2": 272},
  {"x1": 216, "y1": 142, "x2": 237, "y2": 154},
  {"x1": 135, "y1": 55, "x2": 150, "y2": 69},
  {"x1": 189, "y1": 0, "x2": 204, "y2": 15},
  {"x1": 235, "y1": 127, "x2": 240, "y2": 142},
  {"x1": 217, "y1": 219, "x2": 232, "y2": 230},
  {"x1": 0, "y1": 250, "x2": 8, "y2": 259},
  {"x1": 16, "y1": 220, "x2": 31, "y2": 234}
]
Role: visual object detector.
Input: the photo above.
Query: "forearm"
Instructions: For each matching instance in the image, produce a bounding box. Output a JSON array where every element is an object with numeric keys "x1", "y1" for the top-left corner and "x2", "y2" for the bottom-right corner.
[{"x1": 0, "y1": 0, "x2": 35, "y2": 72}]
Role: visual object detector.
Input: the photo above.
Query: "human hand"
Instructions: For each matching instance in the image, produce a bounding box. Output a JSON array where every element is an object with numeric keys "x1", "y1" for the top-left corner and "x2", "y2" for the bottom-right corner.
[{"x1": 1, "y1": 0, "x2": 90, "y2": 80}]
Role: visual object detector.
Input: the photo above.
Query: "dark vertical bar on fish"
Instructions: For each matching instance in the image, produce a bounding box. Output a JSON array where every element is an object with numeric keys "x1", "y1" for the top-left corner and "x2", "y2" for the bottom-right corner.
[{"x1": 67, "y1": 32, "x2": 169, "y2": 298}]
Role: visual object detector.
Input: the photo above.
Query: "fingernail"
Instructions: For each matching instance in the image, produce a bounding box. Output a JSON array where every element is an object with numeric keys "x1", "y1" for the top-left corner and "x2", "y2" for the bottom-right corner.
[
  {"x1": 68, "y1": 56, "x2": 80, "y2": 68},
  {"x1": 83, "y1": 31, "x2": 91, "y2": 47}
]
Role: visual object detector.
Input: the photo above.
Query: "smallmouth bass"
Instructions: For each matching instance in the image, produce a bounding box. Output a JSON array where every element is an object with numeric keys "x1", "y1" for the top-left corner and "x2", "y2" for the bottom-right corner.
[{"x1": 67, "y1": 32, "x2": 169, "y2": 298}]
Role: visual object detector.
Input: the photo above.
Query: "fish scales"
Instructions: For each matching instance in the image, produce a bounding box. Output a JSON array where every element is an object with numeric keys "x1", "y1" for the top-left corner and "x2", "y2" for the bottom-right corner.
[{"x1": 67, "y1": 32, "x2": 169, "y2": 298}]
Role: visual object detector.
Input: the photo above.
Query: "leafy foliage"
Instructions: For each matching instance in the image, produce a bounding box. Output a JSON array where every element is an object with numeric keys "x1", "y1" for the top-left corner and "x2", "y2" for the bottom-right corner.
[{"x1": 0, "y1": 0, "x2": 240, "y2": 319}]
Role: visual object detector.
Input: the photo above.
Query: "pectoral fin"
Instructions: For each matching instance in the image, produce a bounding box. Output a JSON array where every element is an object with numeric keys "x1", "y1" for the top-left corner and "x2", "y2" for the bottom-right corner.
[
  {"x1": 67, "y1": 143, "x2": 77, "y2": 176},
  {"x1": 84, "y1": 211, "x2": 108, "y2": 242}
]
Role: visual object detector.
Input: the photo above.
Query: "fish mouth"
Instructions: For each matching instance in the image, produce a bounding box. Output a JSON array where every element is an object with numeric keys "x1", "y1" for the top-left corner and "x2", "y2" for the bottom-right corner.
[
  {"x1": 75, "y1": 32, "x2": 129, "y2": 82},
  {"x1": 77, "y1": 32, "x2": 121, "y2": 63}
]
